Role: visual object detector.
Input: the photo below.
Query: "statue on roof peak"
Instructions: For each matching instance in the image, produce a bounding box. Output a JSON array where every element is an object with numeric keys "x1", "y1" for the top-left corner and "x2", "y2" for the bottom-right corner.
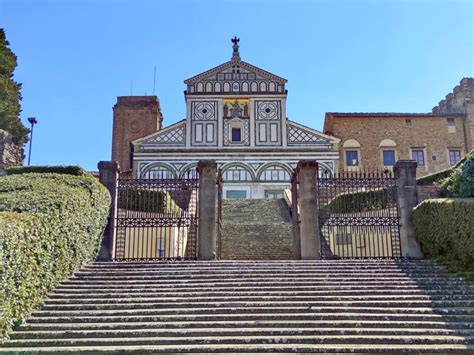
[{"x1": 231, "y1": 36, "x2": 240, "y2": 61}]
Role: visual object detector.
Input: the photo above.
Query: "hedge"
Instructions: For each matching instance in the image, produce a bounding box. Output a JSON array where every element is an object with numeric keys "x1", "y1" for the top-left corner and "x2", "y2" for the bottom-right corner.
[
  {"x1": 413, "y1": 198, "x2": 474, "y2": 278},
  {"x1": 123, "y1": 188, "x2": 181, "y2": 213},
  {"x1": 5, "y1": 165, "x2": 86, "y2": 176},
  {"x1": 0, "y1": 172, "x2": 111, "y2": 340},
  {"x1": 324, "y1": 188, "x2": 395, "y2": 214}
]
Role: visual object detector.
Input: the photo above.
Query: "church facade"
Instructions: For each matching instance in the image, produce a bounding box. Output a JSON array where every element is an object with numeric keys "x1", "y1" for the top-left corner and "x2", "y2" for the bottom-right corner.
[{"x1": 126, "y1": 38, "x2": 339, "y2": 199}]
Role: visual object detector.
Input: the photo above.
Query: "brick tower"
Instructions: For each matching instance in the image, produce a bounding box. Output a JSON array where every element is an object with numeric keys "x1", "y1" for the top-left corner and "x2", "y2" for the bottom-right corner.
[{"x1": 112, "y1": 96, "x2": 163, "y2": 171}]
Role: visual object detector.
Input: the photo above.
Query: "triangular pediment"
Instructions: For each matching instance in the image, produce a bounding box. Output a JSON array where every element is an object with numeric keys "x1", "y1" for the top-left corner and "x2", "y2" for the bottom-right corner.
[
  {"x1": 287, "y1": 120, "x2": 340, "y2": 146},
  {"x1": 184, "y1": 59, "x2": 287, "y2": 85},
  {"x1": 133, "y1": 120, "x2": 186, "y2": 146}
]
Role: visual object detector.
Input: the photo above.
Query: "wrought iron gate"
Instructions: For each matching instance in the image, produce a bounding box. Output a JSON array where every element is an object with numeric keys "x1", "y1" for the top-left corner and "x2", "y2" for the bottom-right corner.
[
  {"x1": 317, "y1": 170, "x2": 401, "y2": 258},
  {"x1": 114, "y1": 172, "x2": 199, "y2": 260}
]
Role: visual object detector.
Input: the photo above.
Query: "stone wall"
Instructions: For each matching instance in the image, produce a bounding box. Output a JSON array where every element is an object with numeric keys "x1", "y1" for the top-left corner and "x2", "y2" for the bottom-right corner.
[
  {"x1": 325, "y1": 113, "x2": 467, "y2": 177},
  {"x1": 0, "y1": 129, "x2": 23, "y2": 168},
  {"x1": 432, "y1": 78, "x2": 473, "y2": 114},
  {"x1": 112, "y1": 96, "x2": 163, "y2": 171},
  {"x1": 417, "y1": 185, "x2": 441, "y2": 203}
]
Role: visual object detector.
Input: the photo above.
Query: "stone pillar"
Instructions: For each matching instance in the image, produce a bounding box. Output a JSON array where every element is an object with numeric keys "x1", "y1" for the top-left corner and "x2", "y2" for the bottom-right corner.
[
  {"x1": 296, "y1": 160, "x2": 321, "y2": 259},
  {"x1": 394, "y1": 160, "x2": 423, "y2": 259},
  {"x1": 197, "y1": 160, "x2": 217, "y2": 260},
  {"x1": 97, "y1": 161, "x2": 119, "y2": 261}
]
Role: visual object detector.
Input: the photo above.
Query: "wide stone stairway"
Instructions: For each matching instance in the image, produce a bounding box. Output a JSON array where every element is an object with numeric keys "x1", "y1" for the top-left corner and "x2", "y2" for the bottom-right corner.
[
  {"x1": 220, "y1": 199, "x2": 294, "y2": 259},
  {"x1": 1, "y1": 260, "x2": 474, "y2": 353}
]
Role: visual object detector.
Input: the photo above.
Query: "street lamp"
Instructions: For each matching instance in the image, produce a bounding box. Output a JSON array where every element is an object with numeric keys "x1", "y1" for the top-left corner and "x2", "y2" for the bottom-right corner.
[{"x1": 27, "y1": 117, "x2": 38, "y2": 166}]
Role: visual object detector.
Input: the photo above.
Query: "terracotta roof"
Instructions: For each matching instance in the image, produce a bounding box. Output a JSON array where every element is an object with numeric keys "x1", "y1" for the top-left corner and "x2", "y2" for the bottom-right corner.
[{"x1": 327, "y1": 112, "x2": 465, "y2": 117}]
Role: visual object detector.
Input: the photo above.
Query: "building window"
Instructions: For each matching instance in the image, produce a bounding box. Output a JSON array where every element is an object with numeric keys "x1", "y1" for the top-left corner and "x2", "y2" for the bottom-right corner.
[
  {"x1": 411, "y1": 149, "x2": 425, "y2": 166},
  {"x1": 383, "y1": 150, "x2": 396, "y2": 166},
  {"x1": 231, "y1": 127, "x2": 241, "y2": 142},
  {"x1": 345, "y1": 150, "x2": 359, "y2": 166},
  {"x1": 449, "y1": 150, "x2": 462, "y2": 166},
  {"x1": 447, "y1": 118, "x2": 456, "y2": 133},
  {"x1": 226, "y1": 190, "x2": 247, "y2": 199},
  {"x1": 265, "y1": 190, "x2": 285, "y2": 199}
]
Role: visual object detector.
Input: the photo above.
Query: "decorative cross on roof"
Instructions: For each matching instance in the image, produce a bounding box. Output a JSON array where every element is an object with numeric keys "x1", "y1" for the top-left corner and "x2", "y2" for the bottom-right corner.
[{"x1": 231, "y1": 36, "x2": 240, "y2": 61}]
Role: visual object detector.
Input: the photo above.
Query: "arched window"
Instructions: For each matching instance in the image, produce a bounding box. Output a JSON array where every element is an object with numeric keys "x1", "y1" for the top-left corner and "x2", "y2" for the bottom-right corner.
[
  {"x1": 342, "y1": 139, "x2": 361, "y2": 168},
  {"x1": 260, "y1": 82, "x2": 267, "y2": 92},
  {"x1": 140, "y1": 164, "x2": 176, "y2": 179},
  {"x1": 379, "y1": 139, "x2": 397, "y2": 167},
  {"x1": 251, "y1": 82, "x2": 258, "y2": 92},
  {"x1": 242, "y1": 82, "x2": 249, "y2": 92},
  {"x1": 196, "y1": 83, "x2": 204, "y2": 93},
  {"x1": 214, "y1": 82, "x2": 221, "y2": 92},
  {"x1": 258, "y1": 164, "x2": 292, "y2": 182},
  {"x1": 222, "y1": 164, "x2": 254, "y2": 182},
  {"x1": 205, "y1": 82, "x2": 212, "y2": 92},
  {"x1": 223, "y1": 82, "x2": 231, "y2": 92},
  {"x1": 269, "y1": 82, "x2": 276, "y2": 92}
]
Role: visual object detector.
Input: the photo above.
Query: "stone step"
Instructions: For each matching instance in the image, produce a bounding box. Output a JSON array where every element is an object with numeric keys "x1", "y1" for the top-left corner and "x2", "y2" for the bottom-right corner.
[
  {"x1": 3, "y1": 343, "x2": 473, "y2": 353},
  {"x1": 18, "y1": 319, "x2": 474, "y2": 331},
  {"x1": 12, "y1": 327, "x2": 474, "y2": 340},
  {"x1": 25, "y1": 312, "x2": 474, "y2": 324},
  {"x1": 42, "y1": 297, "x2": 474, "y2": 308},
  {"x1": 4, "y1": 334, "x2": 473, "y2": 347},
  {"x1": 32, "y1": 306, "x2": 474, "y2": 317},
  {"x1": 51, "y1": 288, "x2": 474, "y2": 298}
]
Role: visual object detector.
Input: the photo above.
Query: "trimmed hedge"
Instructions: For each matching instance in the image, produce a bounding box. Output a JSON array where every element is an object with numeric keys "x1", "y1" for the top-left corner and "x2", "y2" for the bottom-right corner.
[
  {"x1": 413, "y1": 198, "x2": 474, "y2": 278},
  {"x1": 325, "y1": 188, "x2": 394, "y2": 214},
  {"x1": 5, "y1": 165, "x2": 86, "y2": 176},
  {"x1": 0, "y1": 172, "x2": 110, "y2": 339},
  {"x1": 123, "y1": 188, "x2": 181, "y2": 213}
]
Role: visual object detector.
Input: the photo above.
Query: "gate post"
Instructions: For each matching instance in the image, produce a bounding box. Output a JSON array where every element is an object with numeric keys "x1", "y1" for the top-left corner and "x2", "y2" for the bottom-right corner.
[
  {"x1": 97, "y1": 161, "x2": 119, "y2": 261},
  {"x1": 296, "y1": 160, "x2": 321, "y2": 259},
  {"x1": 394, "y1": 160, "x2": 423, "y2": 258},
  {"x1": 197, "y1": 160, "x2": 218, "y2": 260}
]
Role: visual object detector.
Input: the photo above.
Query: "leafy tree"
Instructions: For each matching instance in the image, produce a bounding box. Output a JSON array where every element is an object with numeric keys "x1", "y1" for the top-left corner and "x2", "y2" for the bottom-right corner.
[
  {"x1": 0, "y1": 28, "x2": 28, "y2": 144},
  {"x1": 442, "y1": 151, "x2": 474, "y2": 198}
]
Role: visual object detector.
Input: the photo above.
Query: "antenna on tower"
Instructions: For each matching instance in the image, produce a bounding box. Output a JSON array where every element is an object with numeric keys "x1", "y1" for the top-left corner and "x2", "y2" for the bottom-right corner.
[{"x1": 152, "y1": 66, "x2": 157, "y2": 95}]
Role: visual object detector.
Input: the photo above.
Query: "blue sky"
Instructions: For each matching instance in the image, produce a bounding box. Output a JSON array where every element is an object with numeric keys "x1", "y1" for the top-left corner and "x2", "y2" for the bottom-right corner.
[{"x1": 1, "y1": 0, "x2": 472, "y2": 171}]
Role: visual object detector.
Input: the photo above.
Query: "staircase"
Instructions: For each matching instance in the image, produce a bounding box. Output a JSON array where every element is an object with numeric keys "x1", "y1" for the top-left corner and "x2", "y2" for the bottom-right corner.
[
  {"x1": 1, "y1": 260, "x2": 473, "y2": 353},
  {"x1": 220, "y1": 198, "x2": 294, "y2": 259}
]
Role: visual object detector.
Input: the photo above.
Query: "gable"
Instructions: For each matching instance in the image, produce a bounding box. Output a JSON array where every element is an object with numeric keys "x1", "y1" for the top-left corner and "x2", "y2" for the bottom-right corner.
[
  {"x1": 133, "y1": 120, "x2": 186, "y2": 148},
  {"x1": 287, "y1": 120, "x2": 339, "y2": 147},
  {"x1": 185, "y1": 60, "x2": 287, "y2": 95}
]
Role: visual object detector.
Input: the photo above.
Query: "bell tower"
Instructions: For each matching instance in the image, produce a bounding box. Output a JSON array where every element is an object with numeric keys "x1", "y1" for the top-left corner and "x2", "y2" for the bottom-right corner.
[{"x1": 112, "y1": 96, "x2": 163, "y2": 171}]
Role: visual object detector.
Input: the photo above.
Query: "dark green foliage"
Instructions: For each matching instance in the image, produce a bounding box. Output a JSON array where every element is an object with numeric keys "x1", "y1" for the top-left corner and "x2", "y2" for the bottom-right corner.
[
  {"x1": 0, "y1": 172, "x2": 111, "y2": 339},
  {"x1": 413, "y1": 199, "x2": 474, "y2": 277},
  {"x1": 325, "y1": 188, "x2": 394, "y2": 214},
  {"x1": 5, "y1": 165, "x2": 86, "y2": 176},
  {"x1": 123, "y1": 188, "x2": 180, "y2": 213},
  {"x1": 0, "y1": 29, "x2": 28, "y2": 144},
  {"x1": 442, "y1": 151, "x2": 474, "y2": 198},
  {"x1": 416, "y1": 151, "x2": 470, "y2": 186}
]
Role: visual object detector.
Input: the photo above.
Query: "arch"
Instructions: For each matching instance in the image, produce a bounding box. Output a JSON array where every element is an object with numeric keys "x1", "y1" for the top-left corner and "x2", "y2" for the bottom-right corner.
[
  {"x1": 259, "y1": 82, "x2": 267, "y2": 92},
  {"x1": 379, "y1": 139, "x2": 397, "y2": 147},
  {"x1": 242, "y1": 82, "x2": 249, "y2": 92},
  {"x1": 214, "y1": 82, "x2": 221, "y2": 92},
  {"x1": 205, "y1": 82, "x2": 212, "y2": 92},
  {"x1": 140, "y1": 162, "x2": 177, "y2": 179},
  {"x1": 317, "y1": 162, "x2": 334, "y2": 178},
  {"x1": 223, "y1": 82, "x2": 231, "y2": 92},
  {"x1": 232, "y1": 82, "x2": 240, "y2": 92},
  {"x1": 179, "y1": 162, "x2": 198, "y2": 178},
  {"x1": 251, "y1": 82, "x2": 258, "y2": 92},
  {"x1": 196, "y1": 82, "x2": 204, "y2": 93},
  {"x1": 268, "y1": 82, "x2": 276, "y2": 92},
  {"x1": 221, "y1": 162, "x2": 256, "y2": 182},
  {"x1": 256, "y1": 162, "x2": 293, "y2": 182},
  {"x1": 342, "y1": 139, "x2": 361, "y2": 148}
]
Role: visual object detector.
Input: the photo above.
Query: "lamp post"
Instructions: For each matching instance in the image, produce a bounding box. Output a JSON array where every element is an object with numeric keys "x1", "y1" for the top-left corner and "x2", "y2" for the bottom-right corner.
[{"x1": 27, "y1": 117, "x2": 38, "y2": 166}]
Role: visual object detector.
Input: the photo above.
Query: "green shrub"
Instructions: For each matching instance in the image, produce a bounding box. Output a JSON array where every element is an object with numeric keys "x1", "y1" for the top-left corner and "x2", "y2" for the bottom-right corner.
[
  {"x1": 442, "y1": 151, "x2": 474, "y2": 198},
  {"x1": 413, "y1": 198, "x2": 474, "y2": 277},
  {"x1": 122, "y1": 188, "x2": 181, "y2": 213},
  {"x1": 5, "y1": 165, "x2": 86, "y2": 176},
  {"x1": 325, "y1": 188, "x2": 395, "y2": 214},
  {"x1": 0, "y1": 172, "x2": 110, "y2": 340}
]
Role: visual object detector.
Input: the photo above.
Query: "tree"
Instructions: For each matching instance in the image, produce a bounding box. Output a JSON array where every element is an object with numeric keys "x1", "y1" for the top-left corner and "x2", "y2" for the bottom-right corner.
[{"x1": 0, "y1": 28, "x2": 28, "y2": 144}]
